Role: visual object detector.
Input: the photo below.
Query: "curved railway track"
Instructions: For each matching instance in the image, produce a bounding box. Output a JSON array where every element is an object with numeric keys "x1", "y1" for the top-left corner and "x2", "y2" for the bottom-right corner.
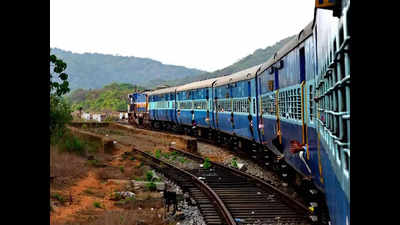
[{"x1": 131, "y1": 144, "x2": 313, "y2": 225}]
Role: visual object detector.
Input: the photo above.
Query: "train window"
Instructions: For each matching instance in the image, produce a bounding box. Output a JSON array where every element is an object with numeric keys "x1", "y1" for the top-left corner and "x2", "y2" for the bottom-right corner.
[
  {"x1": 279, "y1": 91, "x2": 287, "y2": 119},
  {"x1": 299, "y1": 47, "x2": 306, "y2": 83},
  {"x1": 295, "y1": 88, "x2": 301, "y2": 120},
  {"x1": 261, "y1": 93, "x2": 276, "y2": 116},
  {"x1": 217, "y1": 99, "x2": 232, "y2": 112}
]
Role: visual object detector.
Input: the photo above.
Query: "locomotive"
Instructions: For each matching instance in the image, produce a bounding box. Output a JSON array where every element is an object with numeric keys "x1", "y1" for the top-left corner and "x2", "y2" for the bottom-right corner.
[{"x1": 128, "y1": 1, "x2": 350, "y2": 225}]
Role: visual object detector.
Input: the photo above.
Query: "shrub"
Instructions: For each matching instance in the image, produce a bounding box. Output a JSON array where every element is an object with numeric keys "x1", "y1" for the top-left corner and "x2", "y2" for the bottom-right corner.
[
  {"x1": 119, "y1": 166, "x2": 125, "y2": 173},
  {"x1": 93, "y1": 201, "x2": 102, "y2": 208},
  {"x1": 50, "y1": 96, "x2": 73, "y2": 145},
  {"x1": 146, "y1": 182, "x2": 157, "y2": 192},
  {"x1": 146, "y1": 171, "x2": 154, "y2": 181},
  {"x1": 52, "y1": 193, "x2": 65, "y2": 203},
  {"x1": 154, "y1": 149, "x2": 161, "y2": 159},
  {"x1": 203, "y1": 157, "x2": 211, "y2": 169},
  {"x1": 231, "y1": 157, "x2": 238, "y2": 168},
  {"x1": 162, "y1": 152, "x2": 170, "y2": 159},
  {"x1": 84, "y1": 189, "x2": 95, "y2": 195},
  {"x1": 87, "y1": 159, "x2": 99, "y2": 167}
]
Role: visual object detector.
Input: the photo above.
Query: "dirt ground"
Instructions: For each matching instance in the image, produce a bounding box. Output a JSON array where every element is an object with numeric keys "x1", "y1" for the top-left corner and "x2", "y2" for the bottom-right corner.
[{"x1": 50, "y1": 131, "x2": 167, "y2": 225}]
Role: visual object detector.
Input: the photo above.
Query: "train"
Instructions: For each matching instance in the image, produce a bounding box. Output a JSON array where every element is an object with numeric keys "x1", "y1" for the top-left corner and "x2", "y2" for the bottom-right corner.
[{"x1": 128, "y1": 1, "x2": 350, "y2": 225}]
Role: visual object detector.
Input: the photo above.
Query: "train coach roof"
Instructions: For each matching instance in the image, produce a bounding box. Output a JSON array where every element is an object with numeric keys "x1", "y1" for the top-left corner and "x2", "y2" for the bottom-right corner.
[
  {"x1": 141, "y1": 91, "x2": 151, "y2": 95},
  {"x1": 148, "y1": 86, "x2": 177, "y2": 96},
  {"x1": 176, "y1": 77, "x2": 219, "y2": 92},
  {"x1": 213, "y1": 64, "x2": 261, "y2": 87},
  {"x1": 258, "y1": 21, "x2": 314, "y2": 74}
]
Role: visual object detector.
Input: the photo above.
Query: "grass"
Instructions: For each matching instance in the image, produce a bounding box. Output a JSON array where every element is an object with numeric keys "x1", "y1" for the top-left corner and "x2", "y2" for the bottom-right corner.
[
  {"x1": 52, "y1": 193, "x2": 65, "y2": 203},
  {"x1": 154, "y1": 149, "x2": 161, "y2": 159},
  {"x1": 56, "y1": 131, "x2": 101, "y2": 156},
  {"x1": 146, "y1": 182, "x2": 157, "y2": 192},
  {"x1": 84, "y1": 188, "x2": 95, "y2": 195},
  {"x1": 179, "y1": 156, "x2": 186, "y2": 163},
  {"x1": 87, "y1": 159, "x2": 100, "y2": 167},
  {"x1": 93, "y1": 201, "x2": 102, "y2": 208},
  {"x1": 231, "y1": 157, "x2": 238, "y2": 168},
  {"x1": 203, "y1": 157, "x2": 211, "y2": 169},
  {"x1": 162, "y1": 152, "x2": 170, "y2": 159},
  {"x1": 146, "y1": 171, "x2": 154, "y2": 181},
  {"x1": 50, "y1": 147, "x2": 89, "y2": 188}
]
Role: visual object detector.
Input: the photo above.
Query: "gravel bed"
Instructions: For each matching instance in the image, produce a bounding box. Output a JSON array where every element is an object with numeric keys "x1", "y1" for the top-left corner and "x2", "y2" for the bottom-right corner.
[
  {"x1": 197, "y1": 142, "x2": 303, "y2": 203},
  {"x1": 158, "y1": 174, "x2": 206, "y2": 225}
]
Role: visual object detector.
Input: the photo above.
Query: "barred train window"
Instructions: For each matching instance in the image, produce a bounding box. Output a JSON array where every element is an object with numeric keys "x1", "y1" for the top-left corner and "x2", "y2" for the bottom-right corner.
[
  {"x1": 217, "y1": 100, "x2": 231, "y2": 112},
  {"x1": 179, "y1": 101, "x2": 192, "y2": 109},
  {"x1": 193, "y1": 100, "x2": 207, "y2": 110},
  {"x1": 279, "y1": 92, "x2": 286, "y2": 118},
  {"x1": 261, "y1": 94, "x2": 276, "y2": 115},
  {"x1": 276, "y1": 88, "x2": 301, "y2": 120},
  {"x1": 232, "y1": 99, "x2": 249, "y2": 113}
]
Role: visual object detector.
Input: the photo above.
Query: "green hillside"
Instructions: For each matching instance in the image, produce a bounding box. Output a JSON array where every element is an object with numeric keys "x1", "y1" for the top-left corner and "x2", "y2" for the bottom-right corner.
[
  {"x1": 66, "y1": 83, "x2": 145, "y2": 112},
  {"x1": 50, "y1": 48, "x2": 207, "y2": 91},
  {"x1": 65, "y1": 35, "x2": 295, "y2": 112}
]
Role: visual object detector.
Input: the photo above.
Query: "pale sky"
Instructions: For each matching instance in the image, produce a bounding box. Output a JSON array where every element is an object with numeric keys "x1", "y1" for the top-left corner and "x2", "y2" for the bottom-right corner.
[{"x1": 50, "y1": 0, "x2": 315, "y2": 72}]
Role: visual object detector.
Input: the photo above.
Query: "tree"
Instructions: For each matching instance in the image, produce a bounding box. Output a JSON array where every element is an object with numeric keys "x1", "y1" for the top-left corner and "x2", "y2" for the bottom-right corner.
[{"x1": 50, "y1": 52, "x2": 73, "y2": 143}]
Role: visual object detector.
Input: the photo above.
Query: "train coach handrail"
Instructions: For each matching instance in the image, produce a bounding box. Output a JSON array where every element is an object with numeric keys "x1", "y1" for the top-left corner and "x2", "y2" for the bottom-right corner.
[{"x1": 131, "y1": 147, "x2": 237, "y2": 225}]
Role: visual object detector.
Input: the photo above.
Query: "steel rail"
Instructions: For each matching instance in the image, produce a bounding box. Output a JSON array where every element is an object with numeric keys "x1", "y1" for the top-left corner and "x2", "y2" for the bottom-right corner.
[
  {"x1": 169, "y1": 146, "x2": 312, "y2": 217},
  {"x1": 131, "y1": 147, "x2": 237, "y2": 225}
]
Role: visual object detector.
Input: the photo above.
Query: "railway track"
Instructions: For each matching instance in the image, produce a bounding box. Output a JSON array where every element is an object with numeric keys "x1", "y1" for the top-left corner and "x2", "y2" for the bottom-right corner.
[
  {"x1": 131, "y1": 147, "x2": 236, "y2": 225},
  {"x1": 131, "y1": 145, "x2": 313, "y2": 225},
  {"x1": 169, "y1": 146, "x2": 313, "y2": 225}
]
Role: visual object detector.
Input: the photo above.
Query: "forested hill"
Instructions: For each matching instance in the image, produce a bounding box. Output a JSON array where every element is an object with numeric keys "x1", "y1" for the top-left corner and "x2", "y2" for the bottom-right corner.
[
  {"x1": 51, "y1": 48, "x2": 207, "y2": 91},
  {"x1": 66, "y1": 83, "x2": 145, "y2": 112},
  {"x1": 164, "y1": 35, "x2": 295, "y2": 86}
]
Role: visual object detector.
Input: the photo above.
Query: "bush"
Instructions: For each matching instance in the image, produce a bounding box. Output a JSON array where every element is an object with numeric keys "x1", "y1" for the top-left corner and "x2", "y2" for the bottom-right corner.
[
  {"x1": 203, "y1": 157, "x2": 211, "y2": 169},
  {"x1": 50, "y1": 95, "x2": 73, "y2": 144},
  {"x1": 154, "y1": 149, "x2": 161, "y2": 159},
  {"x1": 231, "y1": 157, "x2": 238, "y2": 168},
  {"x1": 146, "y1": 182, "x2": 157, "y2": 192},
  {"x1": 57, "y1": 132, "x2": 86, "y2": 156},
  {"x1": 93, "y1": 201, "x2": 102, "y2": 208},
  {"x1": 146, "y1": 171, "x2": 153, "y2": 181},
  {"x1": 52, "y1": 193, "x2": 65, "y2": 203}
]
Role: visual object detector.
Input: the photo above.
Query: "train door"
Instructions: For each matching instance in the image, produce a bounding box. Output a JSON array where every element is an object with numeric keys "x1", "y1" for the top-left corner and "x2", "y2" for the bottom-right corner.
[
  {"x1": 214, "y1": 87, "x2": 219, "y2": 129},
  {"x1": 210, "y1": 84, "x2": 217, "y2": 129},
  {"x1": 205, "y1": 88, "x2": 210, "y2": 128},
  {"x1": 300, "y1": 46, "x2": 309, "y2": 156},
  {"x1": 274, "y1": 68, "x2": 282, "y2": 148}
]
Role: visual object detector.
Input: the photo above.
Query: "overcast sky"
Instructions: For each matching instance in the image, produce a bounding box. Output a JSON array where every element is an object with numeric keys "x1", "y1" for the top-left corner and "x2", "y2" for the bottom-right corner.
[{"x1": 51, "y1": 0, "x2": 315, "y2": 72}]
